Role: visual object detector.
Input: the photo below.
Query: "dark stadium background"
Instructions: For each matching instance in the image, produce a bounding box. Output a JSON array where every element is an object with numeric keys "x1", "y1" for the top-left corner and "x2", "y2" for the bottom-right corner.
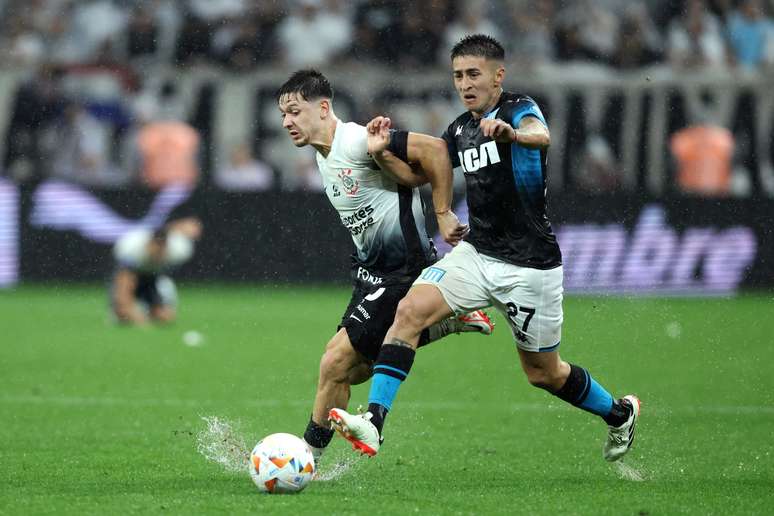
[
  {"x1": 1, "y1": 1, "x2": 773, "y2": 514},
  {"x1": 1, "y1": 0, "x2": 773, "y2": 294}
]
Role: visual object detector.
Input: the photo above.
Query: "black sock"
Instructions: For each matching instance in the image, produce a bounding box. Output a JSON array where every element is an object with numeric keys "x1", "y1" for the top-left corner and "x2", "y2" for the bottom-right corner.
[
  {"x1": 603, "y1": 399, "x2": 631, "y2": 427},
  {"x1": 553, "y1": 363, "x2": 626, "y2": 424},
  {"x1": 553, "y1": 364, "x2": 590, "y2": 404},
  {"x1": 303, "y1": 416, "x2": 334, "y2": 449},
  {"x1": 367, "y1": 343, "x2": 416, "y2": 434},
  {"x1": 367, "y1": 403, "x2": 389, "y2": 434}
]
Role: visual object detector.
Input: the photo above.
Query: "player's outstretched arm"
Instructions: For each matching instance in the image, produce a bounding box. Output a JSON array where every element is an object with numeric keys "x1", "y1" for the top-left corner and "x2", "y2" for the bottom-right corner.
[
  {"x1": 405, "y1": 132, "x2": 468, "y2": 245},
  {"x1": 479, "y1": 116, "x2": 550, "y2": 149},
  {"x1": 515, "y1": 116, "x2": 550, "y2": 149},
  {"x1": 367, "y1": 116, "x2": 467, "y2": 245},
  {"x1": 371, "y1": 151, "x2": 428, "y2": 188},
  {"x1": 367, "y1": 117, "x2": 428, "y2": 187}
]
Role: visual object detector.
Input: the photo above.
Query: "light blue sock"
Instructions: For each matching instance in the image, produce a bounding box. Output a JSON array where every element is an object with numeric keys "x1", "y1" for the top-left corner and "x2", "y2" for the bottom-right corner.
[
  {"x1": 554, "y1": 364, "x2": 614, "y2": 418},
  {"x1": 580, "y1": 374, "x2": 614, "y2": 416},
  {"x1": 368, "y1": 371, "x2": 404, "y2": 410},
  {"x1": 366, "y1": 345, "x2": 415, "y2": 432}
]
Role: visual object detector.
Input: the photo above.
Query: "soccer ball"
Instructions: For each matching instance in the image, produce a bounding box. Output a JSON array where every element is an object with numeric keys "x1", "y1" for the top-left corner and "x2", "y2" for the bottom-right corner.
[{"x1": 249, "y1": 433, "x2": 315, "y2": 494}]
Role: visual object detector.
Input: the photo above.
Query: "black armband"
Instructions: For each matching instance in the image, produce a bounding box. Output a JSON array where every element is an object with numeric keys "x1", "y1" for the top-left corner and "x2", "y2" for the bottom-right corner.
[{"x1": 386, "y1": 129, "x2": 409, "y2": 162}]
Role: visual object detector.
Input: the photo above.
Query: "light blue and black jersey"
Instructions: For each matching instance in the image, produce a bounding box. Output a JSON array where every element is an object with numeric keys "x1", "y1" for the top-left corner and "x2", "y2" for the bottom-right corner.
[{"x1": 441, "y1": 92, "x2": 562, "y2": 269}]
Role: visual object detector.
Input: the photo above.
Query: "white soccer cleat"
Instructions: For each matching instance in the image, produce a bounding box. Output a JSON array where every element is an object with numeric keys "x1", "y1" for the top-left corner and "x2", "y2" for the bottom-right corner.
[
  {"x1": 455, "y1": 310, "x2": 495, "y2": 335},
  {"x1": 603, "y1": 395, "x2": 641, "y2": 462},
  {"x1": 328, "y1": 408, "x2": 381, "y2": 457}
]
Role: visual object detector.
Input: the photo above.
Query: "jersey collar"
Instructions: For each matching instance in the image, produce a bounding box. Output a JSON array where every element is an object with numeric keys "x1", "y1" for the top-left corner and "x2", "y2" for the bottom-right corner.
[{"x1": 477, "y1": 88, "x2": 505, "y2": 120}]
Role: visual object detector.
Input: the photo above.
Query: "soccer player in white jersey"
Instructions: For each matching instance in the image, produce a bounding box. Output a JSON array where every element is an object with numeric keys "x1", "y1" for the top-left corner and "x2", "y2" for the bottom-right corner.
[
  {"x1": 276, "y1": 70, "x2": 494, "y2": 463},
  {"x1": 111, "y1": 217, "x2": 202, "y2": 325},
  {"x1": 330, "y1": 35, "x2": 640, "y2": 462}
]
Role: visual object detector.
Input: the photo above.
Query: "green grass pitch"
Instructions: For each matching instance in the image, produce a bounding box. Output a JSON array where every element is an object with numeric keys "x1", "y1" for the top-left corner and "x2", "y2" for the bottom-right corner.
[{"x1": 1, "y1": 285, "x2": 773, "y2": 515}]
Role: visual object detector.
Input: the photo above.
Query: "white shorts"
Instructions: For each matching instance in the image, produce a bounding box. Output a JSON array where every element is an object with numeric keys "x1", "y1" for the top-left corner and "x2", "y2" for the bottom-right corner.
[{"x1": 414, "y1": 241, "x2": 563, "y2": 352}]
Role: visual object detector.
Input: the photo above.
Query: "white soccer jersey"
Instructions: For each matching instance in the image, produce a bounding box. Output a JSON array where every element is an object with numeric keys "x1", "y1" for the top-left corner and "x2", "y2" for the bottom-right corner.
[
  {"x1": 114, "y1": 228, "x2": 193, "y2": 274},
  {"x1": 315, "y1": 121, "x2": 434, "y2": 278}
]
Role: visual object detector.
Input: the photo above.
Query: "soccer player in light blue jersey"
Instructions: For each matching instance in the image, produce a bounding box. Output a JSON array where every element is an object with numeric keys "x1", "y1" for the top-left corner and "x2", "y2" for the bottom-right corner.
[{"x1": 330, "y1": 35, "x2": 640, "y2": 463}]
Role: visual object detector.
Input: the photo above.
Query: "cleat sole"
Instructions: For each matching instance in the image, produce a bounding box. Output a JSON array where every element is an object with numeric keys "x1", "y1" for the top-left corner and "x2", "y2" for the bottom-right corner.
[{"x1": 328, "y1": 409, "x2": 378, "y2": 457}]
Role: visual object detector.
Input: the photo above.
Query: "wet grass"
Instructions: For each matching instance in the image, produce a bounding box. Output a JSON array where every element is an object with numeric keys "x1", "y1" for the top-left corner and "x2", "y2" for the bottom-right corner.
[{"x1": 1, "y1": 285, "x2": 772, "y2": 515}]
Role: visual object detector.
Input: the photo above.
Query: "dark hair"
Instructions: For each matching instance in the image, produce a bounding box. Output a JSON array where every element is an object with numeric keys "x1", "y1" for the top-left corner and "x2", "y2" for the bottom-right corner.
[
  {"x1": 152, "y1": 227, "x2": 168, "y2": 242},
  {"x1": 450, "y1": 34, "x2": 505, "y2": 61},
  {"x1": 276, "y1": 69, "x2": 333, "y2": 102}
]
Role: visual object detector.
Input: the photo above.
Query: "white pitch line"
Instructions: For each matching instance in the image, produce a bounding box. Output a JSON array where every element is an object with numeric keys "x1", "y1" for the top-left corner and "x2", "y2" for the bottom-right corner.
[
  {"x1": 1, "y1": 394, "x2": 773, "y2": 415},
  {"x1": 0, "y1": 394, "x2": 297, "y2": 409}
]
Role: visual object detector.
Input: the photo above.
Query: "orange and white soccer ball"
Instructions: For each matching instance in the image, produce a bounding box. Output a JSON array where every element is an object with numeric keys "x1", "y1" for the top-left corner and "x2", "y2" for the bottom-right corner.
[{"x1": 249, "y1": 433, "x2": 315, "y2": 494}]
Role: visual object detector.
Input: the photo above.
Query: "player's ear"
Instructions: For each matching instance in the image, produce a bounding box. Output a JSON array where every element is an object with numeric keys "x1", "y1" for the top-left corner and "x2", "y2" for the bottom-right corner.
[
  {"x1": 493, "y1": 64, "x2": 505, "y2": 88},
  {"x1": 319, "y1": 98, "x2": 331, "y2": 119}
]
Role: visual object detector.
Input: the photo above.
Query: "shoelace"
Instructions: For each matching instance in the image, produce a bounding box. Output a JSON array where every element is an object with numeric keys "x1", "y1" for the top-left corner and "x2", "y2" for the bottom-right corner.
[
  {"x1": 355, "y1": 404, "x2": 381, "y2": 443},
  {"x1": 356, "y1": 404, "x2": 373, "y2": 421},
  {"x1": 610, "y1": 430, "x2": 626, "y2": 445}
]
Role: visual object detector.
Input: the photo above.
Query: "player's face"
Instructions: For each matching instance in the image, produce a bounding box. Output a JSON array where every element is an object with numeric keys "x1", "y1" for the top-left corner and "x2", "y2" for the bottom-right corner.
[
  {"x1": 278, "y1": 93, "x2": 320, "y2": 147},
  {"x1": 452, "y1": 56, "x2": 505, "y2": 116}
]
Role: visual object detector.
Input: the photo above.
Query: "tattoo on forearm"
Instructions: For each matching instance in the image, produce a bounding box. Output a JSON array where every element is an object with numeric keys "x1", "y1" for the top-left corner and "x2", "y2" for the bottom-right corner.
[{"x1": 388, "y1": 338, "x2": 413, "y2": 348}]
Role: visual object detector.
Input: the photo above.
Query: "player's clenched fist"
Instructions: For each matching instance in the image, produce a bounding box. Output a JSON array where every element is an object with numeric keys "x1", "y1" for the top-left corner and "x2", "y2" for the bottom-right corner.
[
  {"x1": 367, "y1": 116, "x2": 392, "y2": 154},
  {"x1": 436, "y1": 209, "x2": 469, "y2": 247},
  {"x1": 479, "y1": 118, "x2": 515, "y2": 143},
  {"x1": 366, "y1": 116, "x2": 391, "y2": 134}
]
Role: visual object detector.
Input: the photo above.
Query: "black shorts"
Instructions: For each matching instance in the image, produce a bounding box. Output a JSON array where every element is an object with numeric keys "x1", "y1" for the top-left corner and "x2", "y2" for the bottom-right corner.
[
  {"x1": 110, "y1": 272, "x2": 173, "y2": 310},
  {"x1": 134, "y1": 274, "x2": 164, "y2": 307},
  {"x1": 338, "y1": 276, "x2": 426, "y2": 362}
]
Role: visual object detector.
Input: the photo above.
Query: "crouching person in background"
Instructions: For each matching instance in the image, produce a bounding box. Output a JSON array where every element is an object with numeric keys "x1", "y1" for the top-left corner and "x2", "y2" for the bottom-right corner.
[{"x1": 110, "y1": 217, "x2": 202, "y2": 325}]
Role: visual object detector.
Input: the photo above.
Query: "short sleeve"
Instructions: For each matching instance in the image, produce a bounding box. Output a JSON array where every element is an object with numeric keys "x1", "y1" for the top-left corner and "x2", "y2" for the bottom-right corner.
[
  {"x1": 386, "y1": 130, "x2": 409, "y2": 162},
  {"x1": 344, "y1": 123, "x2": 370, "y2": 160},
  {"x1": 114, "y1": 230, "x2": 149, "y2": 269},
  {"x1": 510, "y1": 97, "x2": 547, "y2": 128},
  {"x1": 441, "y1": 125, "x2": 460, "y2": 168},
  {"x1": 164, "y1": 231, "x2": 194, "y2": 267}
]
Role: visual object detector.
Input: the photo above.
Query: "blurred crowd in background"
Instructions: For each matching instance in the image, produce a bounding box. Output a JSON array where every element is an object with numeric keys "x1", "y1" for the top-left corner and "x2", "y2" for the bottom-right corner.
[
  {"x1": 4, "y1": 0, "x2": 774, "y2": 71},
  {"x1": 1, "y1": 0, "x2": 773, "y2": 195}
]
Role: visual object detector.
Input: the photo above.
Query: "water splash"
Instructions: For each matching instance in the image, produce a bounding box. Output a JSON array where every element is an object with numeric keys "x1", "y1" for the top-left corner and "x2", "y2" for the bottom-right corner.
[
  {"x1": 613, "y1": 461, "x2": 647, "y2": 482},
  {"x1": 197, "y1": 414, "x2": 361, "y2": 481},
  {"x1": 196, "y1": 415, "x2": 250, "y2": 473},
  {"x1": 315, "y1": 454, "x2": 360, "y2": 481}
]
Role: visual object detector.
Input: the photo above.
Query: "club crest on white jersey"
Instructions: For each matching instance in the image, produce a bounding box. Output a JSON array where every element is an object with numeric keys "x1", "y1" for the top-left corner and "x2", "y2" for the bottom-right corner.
[
  {"x1": 337, "y1": 168, "x2": 360, "y2": 196},
  {"x1": 315, "y1": 121, "x2": 434, "y2": 275}
]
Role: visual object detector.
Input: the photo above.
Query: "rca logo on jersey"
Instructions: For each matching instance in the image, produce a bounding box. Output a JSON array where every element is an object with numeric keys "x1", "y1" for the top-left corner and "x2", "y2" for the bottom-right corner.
[
  {"x1": 458, "y1": 141, "x2": 501, "y2": 173},
  {"x1": 337, "y1": 169, "x2": 360, "y2": 196}
]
